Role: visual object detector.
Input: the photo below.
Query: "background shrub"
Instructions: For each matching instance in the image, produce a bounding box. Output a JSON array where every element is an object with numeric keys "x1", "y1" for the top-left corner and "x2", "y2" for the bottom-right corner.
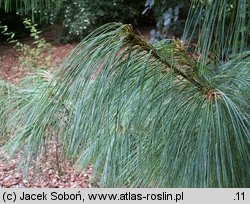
[
  {"x1": 0, "y1": 0, "x2": 151, "y2": 42},
  {"x1": 58, "y1": 0, "x2": 148, "y2": 42}
]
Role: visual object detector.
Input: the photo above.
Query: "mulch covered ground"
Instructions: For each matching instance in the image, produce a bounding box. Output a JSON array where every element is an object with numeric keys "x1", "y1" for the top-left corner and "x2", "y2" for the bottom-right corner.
[{"x1": 0, "y1": 147, "x2": 92, "y2": 188}]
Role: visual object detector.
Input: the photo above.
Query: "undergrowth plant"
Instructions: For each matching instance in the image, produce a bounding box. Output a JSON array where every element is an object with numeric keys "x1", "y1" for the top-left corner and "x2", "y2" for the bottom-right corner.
[
  {"x1": 0, "y1": 0, "x2": 249, "y2": 187},
  {"x1": 14, "y1": 19, "x2": 54, "y2": 71},
  {"x1": 1, "y1": 18, "x2": 53, "y2": 71},
  {"x1": 17, "y1": 18, "x2": 53, "y2": 71}
]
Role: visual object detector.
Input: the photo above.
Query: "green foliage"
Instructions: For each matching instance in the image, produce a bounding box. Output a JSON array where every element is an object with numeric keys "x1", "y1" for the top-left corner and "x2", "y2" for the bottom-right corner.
[
  {"x1": 0, "y1": 0, "x2": 249, "y2": 187},
  {"x1": 0, "y1": 80, "x2": 12, "y2": 145},
  {"x1": 0, "y1": 70, "x2": 52, "y2": 146},
  {"x1": 1, "y1": 18, "x2": 53, "y2": 71},
  {"x1": 183, "y1": 0, "x2": 250, "y2": 69},
  {"x1": 149, "y1": 0, "x2": 250, "y2": 43},
  {"x1": 59, "y1": 0, "x2": 95, "y2": 41},
  {"x1": 59, "y1": 0, "x2": 146, "y2": 41},
  {"x1": 0, "y1": 0, "x2": 146, "y2": 41},
  {"x1": 0, "y1": 0, "x2": 62, "y2": 19},
  {"x1": 16, "y1": 18, "x2": 53, "y2": 71},
  {"x1": 0, "y1": 23, "x2": 15, "y2": 41},
  {"x1": 1, "y1": 22, "x2": 249, "y2": 187}
]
